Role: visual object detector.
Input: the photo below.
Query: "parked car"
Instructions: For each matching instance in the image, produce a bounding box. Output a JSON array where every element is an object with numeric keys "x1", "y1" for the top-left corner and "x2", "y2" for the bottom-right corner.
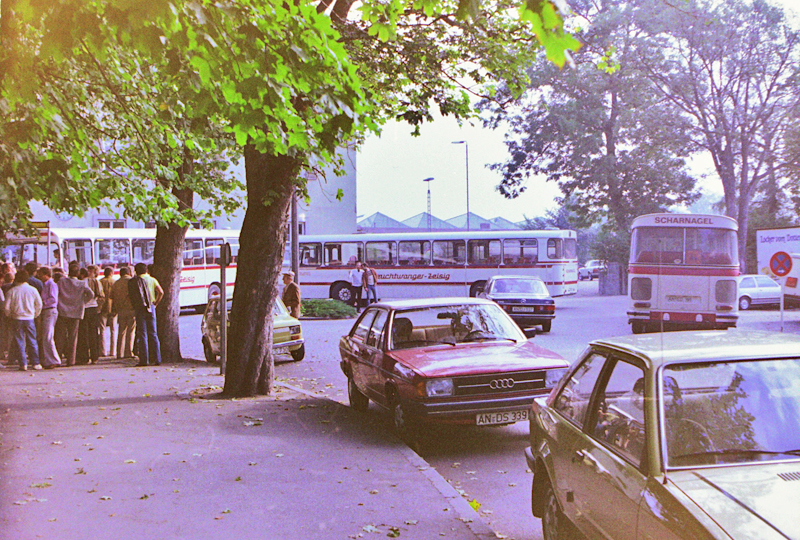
[
  {"x1": 578, "y1": 259, "x2": 605, "y2": 281},
  {"x1": 339, "y1": 298, "x2": 568, "y2": 443},
  {"x1": 201, "y1": 296, "x2": 305, "y2": 363},
  {"x1": 525, "y1": 330, "x2": 800, "y2": 540},
  {"x1": 480, "y1": 275, "x2": 555, "y2": 332},
  {"x1": 738, "y1": 274, "x2": 782, "y2": 310}
]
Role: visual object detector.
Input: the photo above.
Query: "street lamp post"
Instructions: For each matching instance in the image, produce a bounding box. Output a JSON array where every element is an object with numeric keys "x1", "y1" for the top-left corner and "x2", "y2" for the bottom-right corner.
[
  {"x1": 423, "y1": 177, "x2": 434, "y2": 231},
  {"x1": 452, "y1": 141, "x2": 469, "y2": 231}
]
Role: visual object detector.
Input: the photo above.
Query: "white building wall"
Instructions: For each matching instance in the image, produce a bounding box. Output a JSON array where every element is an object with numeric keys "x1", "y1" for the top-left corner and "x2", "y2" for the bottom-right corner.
[{"x1": 29, "y1": 147, "x2": 358, "y2": 234}]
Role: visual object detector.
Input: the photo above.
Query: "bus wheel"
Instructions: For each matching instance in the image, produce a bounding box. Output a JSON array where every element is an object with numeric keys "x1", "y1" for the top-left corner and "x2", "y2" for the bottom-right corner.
[
  {"x1": 331, "y1": 282, "x2": 353, "y2": 304},
  {"x1": 469, "y1": 281, "x2": 486, "y2": 297},
  {"x1": 208, "y1": 282, "x2": 221, "y2": 301}
]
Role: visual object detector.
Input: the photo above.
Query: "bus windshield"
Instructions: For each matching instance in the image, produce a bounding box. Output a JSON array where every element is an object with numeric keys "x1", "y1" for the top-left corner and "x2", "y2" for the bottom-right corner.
[{"x1": 630, "y1": 227, "x2": 738, "y2": 266}]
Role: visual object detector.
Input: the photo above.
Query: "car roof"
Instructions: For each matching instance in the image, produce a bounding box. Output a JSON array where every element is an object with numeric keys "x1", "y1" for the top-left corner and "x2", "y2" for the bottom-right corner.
[
  {"x1": 590, "y1": 330, "x2": 800, "y2": 367},
  {"x1": 371, "y1": 297, "x2": 496, "y2": 310}
]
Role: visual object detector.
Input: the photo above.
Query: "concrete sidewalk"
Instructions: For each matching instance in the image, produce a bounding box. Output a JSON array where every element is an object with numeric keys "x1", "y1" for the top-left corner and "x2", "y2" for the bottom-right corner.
[{"x1": 0, "y1": 360, "x2": 496, "y2": 540}]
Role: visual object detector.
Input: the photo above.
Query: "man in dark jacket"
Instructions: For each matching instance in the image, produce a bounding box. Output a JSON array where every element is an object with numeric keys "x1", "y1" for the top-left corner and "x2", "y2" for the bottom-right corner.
[{"x1": 128, "y1": 263, "x2": 162, "y2": 366}]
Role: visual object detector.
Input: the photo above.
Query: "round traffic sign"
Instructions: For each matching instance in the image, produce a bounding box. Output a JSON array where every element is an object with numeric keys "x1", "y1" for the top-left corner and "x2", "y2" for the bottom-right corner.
[{"x1": 770, "y1": 251, "x2": 793, "y2": 277}]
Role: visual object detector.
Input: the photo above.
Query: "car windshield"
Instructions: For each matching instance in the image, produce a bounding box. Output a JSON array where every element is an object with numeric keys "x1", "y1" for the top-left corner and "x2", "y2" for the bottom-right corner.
[
  {"x1": 391, "y1": 304, "x2": 524, "y2": 350},
  {"x1": 491, "y1": 278, "x2": 548, "y2": 295},
  {"x1": 662, "y1": 358, "x2": 800, "y2": 467}
]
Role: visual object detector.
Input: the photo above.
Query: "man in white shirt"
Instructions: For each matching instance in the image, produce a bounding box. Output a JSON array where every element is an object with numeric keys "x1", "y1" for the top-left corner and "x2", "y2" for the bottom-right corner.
[
  {"x1": 348, "y1": 261, "x2": 364, "y2": 312},
  {"x1": 4, "y1": 270, "x2": 43, "y2": 371}
]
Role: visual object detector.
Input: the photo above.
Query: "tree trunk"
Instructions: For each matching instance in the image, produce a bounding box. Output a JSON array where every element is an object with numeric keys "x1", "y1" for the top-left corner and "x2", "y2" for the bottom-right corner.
[
  {"x1": 223, "y1": 145, "x2": 298, "y2": 397},
  {"x1": 153, "y1": 185, "x2": 193, "y2": 363}
]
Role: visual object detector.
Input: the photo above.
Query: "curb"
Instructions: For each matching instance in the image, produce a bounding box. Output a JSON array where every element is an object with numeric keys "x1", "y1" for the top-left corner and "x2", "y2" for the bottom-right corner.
[{"x1": 276, "y1": 381, "x2": 499, "y2": 540}]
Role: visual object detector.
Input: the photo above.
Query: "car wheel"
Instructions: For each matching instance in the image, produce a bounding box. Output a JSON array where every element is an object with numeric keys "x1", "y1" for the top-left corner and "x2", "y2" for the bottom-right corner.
[
  {"x1": 391, "y1": 397, "x2": 418, "y2": 445},
  {"x1": 348, "y1": 377, "x2": 369, "y2": 412},
  {"x1": 542, "y1": 478, "x2": 567, "y2": 540},
  {"x1": 739, "y1": 296, "x2": 751, "y2": 311},
  {"x1": 331, "y1": 282, "x2": 353, "y2": 304},
  {"x1": 202, "y1": 337, "x2": 217, "y2": 364},
  {"x1": 290, "y1": 343, "x2": 305, "y2": 362},
  {"x1": 631, "y1": 321, "x2": 646, "y2": 334},
  {"x1": 469, "y1": 280, "x2": 487, "y2": 297},
  {"x1": 540, "y1": 320, "x2": 552, "y2": 333}
]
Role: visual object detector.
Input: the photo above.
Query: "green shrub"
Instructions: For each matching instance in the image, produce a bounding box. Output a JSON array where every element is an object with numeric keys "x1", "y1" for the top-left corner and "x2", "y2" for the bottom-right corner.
[{"x1": 301, "y1": 299, "x2": 357, "y2": 319}]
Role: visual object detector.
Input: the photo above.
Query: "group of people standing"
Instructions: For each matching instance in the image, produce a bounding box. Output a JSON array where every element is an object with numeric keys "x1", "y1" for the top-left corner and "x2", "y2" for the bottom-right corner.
[
  {"x1": 348, "y1": 262, "x2": 379, "y2": 311},
  {"x1": 1, "y1": 260, "x2": 164, "y2": 371}
]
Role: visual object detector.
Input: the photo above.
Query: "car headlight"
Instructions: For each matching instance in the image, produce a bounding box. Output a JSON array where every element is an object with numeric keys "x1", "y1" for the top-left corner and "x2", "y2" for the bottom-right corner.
[
  {"x1": 425, "y1": 378, "x2": 454, "y2": 397},
  {"x1": 545, "y1": 368, "x2": 567, "y2": 389}
]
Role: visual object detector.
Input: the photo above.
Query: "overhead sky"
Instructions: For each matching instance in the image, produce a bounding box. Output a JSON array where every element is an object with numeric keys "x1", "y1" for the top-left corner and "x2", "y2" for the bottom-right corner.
[
  {"x1": 356, "y1": 0, "x2": 797, "y2": 225},
  {"x1": 356, "y1": 113, "x2": 563, "y2": 225}
]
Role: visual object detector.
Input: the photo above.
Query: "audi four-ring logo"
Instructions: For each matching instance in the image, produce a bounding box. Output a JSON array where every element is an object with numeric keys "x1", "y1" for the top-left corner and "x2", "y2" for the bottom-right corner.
[{"x1": 489, "y1": 378, "x2": 515, "y2": 389}]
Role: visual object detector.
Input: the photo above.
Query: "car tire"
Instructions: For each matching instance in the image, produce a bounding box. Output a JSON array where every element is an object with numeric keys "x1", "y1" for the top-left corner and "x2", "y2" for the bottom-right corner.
[
  {"x1": 290, "y1": 344, "x2": 305, "y2": 362},
  {"x1": 391, "y1": 397, "x2": 418, "y2": 446},
  {"x1": 631, "y1": 321, "x2": 646, "y2": 334},
  {"x1": 202, "y1": 337, "x2": 218, "y2": 364},
  {"x1": 542, "y1": 478, "x2": 570, "y2": 540},
  {"x1": 540, "y1": 320, "x2": 552, "y2": 333},
  {"x1": 331, "y1": 282, "x2": 353, "y2": 305},
  {"x1": 739, "y1": 296, "x2": 751, "y2": 311},
  {"x1": 348, "y1": 377, "x2": 369, "y2": 412},
  {"x1": 469, "y1": 280, "x2": 486, "y2": 297}
]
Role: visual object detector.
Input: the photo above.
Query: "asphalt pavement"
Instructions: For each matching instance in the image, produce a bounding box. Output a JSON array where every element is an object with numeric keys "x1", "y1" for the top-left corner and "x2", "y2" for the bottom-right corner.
[{"x1": 0, "y1": 359, "x2": 496, "y2": 540}]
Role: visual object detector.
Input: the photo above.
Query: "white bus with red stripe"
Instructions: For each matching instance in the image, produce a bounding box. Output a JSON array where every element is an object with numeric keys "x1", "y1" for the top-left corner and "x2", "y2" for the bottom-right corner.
[
  {"x1": 296, "y1": 229, "x2": 578, "y2": 303},
  {"x1": 1, "y1": 227, "x2": 239, "y2": 310},
  {"x1": 627, "y1": 213, "x2": 739, "y2": 333}
]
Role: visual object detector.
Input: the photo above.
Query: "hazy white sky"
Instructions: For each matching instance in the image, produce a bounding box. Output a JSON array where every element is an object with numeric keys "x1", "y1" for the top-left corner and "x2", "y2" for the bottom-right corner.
[
  {"x1": 356, "y1": 0, "x2": 797, "y2": 225},
  {"x1": 357, "y1": 114, "x2": 562, "y2": 225}
]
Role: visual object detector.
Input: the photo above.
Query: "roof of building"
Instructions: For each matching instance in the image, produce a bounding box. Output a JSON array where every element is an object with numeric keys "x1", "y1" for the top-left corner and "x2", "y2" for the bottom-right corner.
[
  {"x1": 357, "y1": 212, "x2": 409, "y2": 231},
  {"x1": 401, "y1": 213, "x2": 457, "y2": 230}
]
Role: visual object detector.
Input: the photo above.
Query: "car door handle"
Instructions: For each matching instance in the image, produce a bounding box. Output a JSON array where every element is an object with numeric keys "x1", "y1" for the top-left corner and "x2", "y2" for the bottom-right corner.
[{"x1": 572, "y1": 450, "x2": 585, "y2": 463}]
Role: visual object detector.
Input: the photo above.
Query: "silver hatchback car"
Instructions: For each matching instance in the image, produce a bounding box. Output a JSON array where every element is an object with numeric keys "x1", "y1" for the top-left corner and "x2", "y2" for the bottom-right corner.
[{"x1": 738, "y1": 274, "x2": 782, "y2": 310}]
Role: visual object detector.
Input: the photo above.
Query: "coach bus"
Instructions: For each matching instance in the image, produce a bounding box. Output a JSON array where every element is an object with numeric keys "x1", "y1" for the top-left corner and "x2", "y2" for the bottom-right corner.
[
  {"x1": 627, "y1": 213, "x2": 739, "y2": 333},
  {"x1": 0, "y1": 226, "x2": 239, "y2": 310},
  {"x1": 295, "y1": 229, "x2": 578, "y2": 302}
]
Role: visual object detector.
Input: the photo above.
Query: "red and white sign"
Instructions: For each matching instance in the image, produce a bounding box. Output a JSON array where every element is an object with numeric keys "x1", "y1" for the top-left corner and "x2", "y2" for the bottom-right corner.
[{"x1": 770, "y1": 251, "x2": 793, "y2": 277}]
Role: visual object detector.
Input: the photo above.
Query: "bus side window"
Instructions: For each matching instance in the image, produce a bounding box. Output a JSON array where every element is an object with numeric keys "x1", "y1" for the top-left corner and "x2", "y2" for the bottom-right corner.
[
  {"x1": 504, "y1": 239, "x2": 537, "y2": 265},
  {"x1": 132, "y1": 239, "x2": 155, "y2": 265},
  {"x1": 95, "y1": 239, "x2": 131, "y2": 268},
  {"x1": 547, "y1": 239, "x2": 563, "y2": 260},
  {"x1": 224, "y1": 239, "x2": 239, "y2": 264},
  {"x1": 300, "y1": 243, "x2": 322, "y2": 267},
  {"x1": 65, "y1": 239, "x2": 93, "y2": 267},
  {"x1": 206, "y1": 238, "x2": 223, "y2": 265},
  {"x1": 184, "y1": 239, "x2": 204, "y2": 266},
  {"x1": 398, "y1": 241, "x2": 430, "y2": 266},
  {"x1": 366, "y1": 242, "x2": 396, "y2": 266}
]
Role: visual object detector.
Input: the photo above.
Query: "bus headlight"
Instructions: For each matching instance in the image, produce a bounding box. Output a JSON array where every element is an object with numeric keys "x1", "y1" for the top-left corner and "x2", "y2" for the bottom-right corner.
[
  {"x1": 715, "y1": 280, "x2": 737, "y2": 304},
  {"x1": 425, "y1": 378, "x2": 454, "y2": 397},
  {"x1": 631, "y1": 278, "x2": 652, "y2": 301}
]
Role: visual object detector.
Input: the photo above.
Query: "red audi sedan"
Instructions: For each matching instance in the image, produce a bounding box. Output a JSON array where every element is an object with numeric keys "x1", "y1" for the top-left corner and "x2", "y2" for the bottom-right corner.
[{"x1": 339, "y1": 298, "x2": 568, "y2": 443}]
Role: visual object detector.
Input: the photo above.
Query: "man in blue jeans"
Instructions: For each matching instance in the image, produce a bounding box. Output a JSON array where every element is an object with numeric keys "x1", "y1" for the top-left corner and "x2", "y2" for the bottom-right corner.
[
  {"x1": 4, "y1": 270, "x2": 43, "y2": 371},
  {"x1": 127, "y1": 263, "x2": 164, "y2": 366}
]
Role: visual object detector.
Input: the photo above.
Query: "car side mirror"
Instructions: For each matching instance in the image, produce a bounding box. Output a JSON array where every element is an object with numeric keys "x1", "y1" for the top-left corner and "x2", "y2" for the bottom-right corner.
[{"x1": 524, "y1": 328, "x2": 537, "y2": 339}]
